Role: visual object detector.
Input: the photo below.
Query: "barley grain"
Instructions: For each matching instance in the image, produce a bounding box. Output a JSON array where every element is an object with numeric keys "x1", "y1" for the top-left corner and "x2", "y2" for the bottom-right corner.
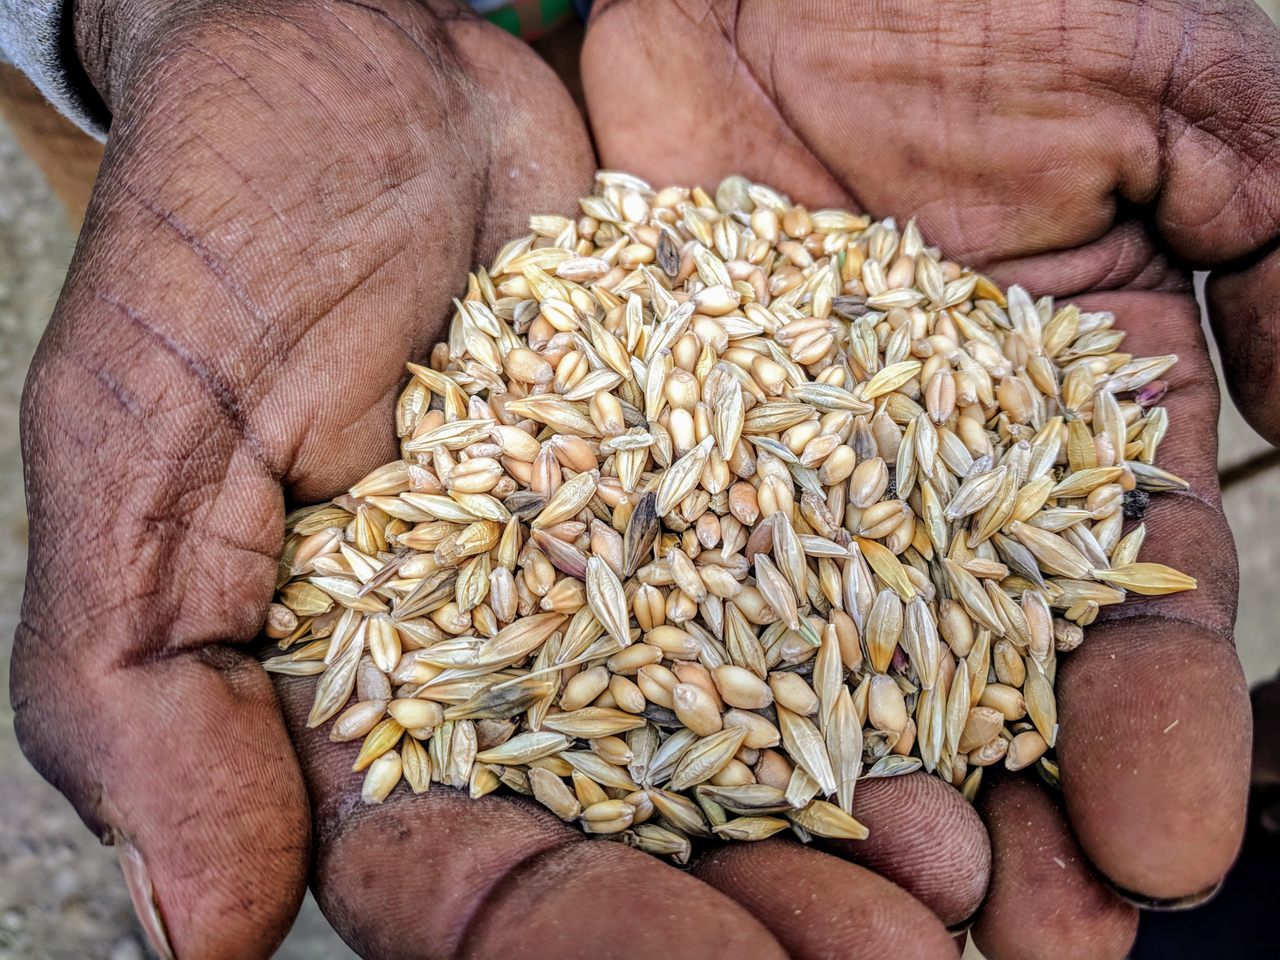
[{"x1": 267, "y1": 173, "x2": 1194, "y2": 858}]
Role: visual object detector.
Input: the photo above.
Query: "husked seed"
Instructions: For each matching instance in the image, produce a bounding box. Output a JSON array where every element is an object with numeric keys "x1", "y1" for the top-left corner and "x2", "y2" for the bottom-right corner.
[
  {"x1": 723, "y1": 709, "x2": 782, "y2": 749},
  {"x1": 753, "y1": 749, "x2": 793, "y2": 790},
  {"x1": 768, "y1": 671, "x2": 820, "y2": 715},
  {"x1": 362, "y1": 752, "x2": 402, "y2": 804},
  {"x1": 561, "y1": 666, "x2": 610, "y2": 711},
  {"x1": 609, "y1": 674, "x2": 647, "y2": 714},
  {"x1": 673, "y1": 662, "x2": 723, "y2": 709},
  {"x1": 979, "y1": 683, "x2": 1027, "y2": 721},
  {"x1": 386, "y1": 699, "x2": 445, "y2": 731},
  {"x1": 868, "y1": 675, "x2": 909, "y2": 734},
  {"x1": 636, "y1": 663, "x2": 679, "y2": 708},
  {"x1": 607, "y1": 643, "x2": 663, "y2": 675},
  {"x1": 270, "y1": 173, "x2": 1194, "y2": 856},
  {"x1": 957, "y1": 706, "x2": 1005, "y2": 754},
  {"x1": 713, "y1": 665, "x2": 775, "y2": 709},
  {"x1": 330, "y1": 700, "x2": 388, "y2": 743},
  {"x1": 709, "y1": 759, "x2": 756, "y2": 787},
  {"x1": 645, "y1": 625, "x2": 701, "y2": 659},
  {"x1": 673, "y1": 683, "x2": 724, "y2": 736},
  {"x1": 1005, "y1": 731, "x2": 1049, "y2": 771},
  {"x1": 969, "y1": 737, "x2": 1009, "y2": 767}
]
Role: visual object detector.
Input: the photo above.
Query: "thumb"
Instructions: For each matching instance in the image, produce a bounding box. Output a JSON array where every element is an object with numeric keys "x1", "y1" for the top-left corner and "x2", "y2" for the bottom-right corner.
[{"x1": 13, "y1": 282, "x2": 310, "y2": 958}]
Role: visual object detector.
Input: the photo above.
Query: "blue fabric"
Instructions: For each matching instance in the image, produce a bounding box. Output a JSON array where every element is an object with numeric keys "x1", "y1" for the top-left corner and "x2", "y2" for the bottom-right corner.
[{"x1": 0, "y1": 0, "x2": 106, "y2": 137}]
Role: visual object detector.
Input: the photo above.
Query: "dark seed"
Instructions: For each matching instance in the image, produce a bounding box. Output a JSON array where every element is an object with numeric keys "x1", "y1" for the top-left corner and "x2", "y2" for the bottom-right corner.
[
  {"x1": 504, "y1": 490, "x2": 547, "y2": 521},
  {"x1": 657, "y1": 231, "x2": 679, "y2": 278},
  {"x1": 641, "y1": 704, "x2": 683, "y2": 728},
  {"x1": 1134, "y1": 381, "x2": 1168, "y2": 407},
  {"x1": 623, "y1": 492, "x2": 660, "y2": 578},
  {"x1": 1123, "y1": 489, "x2": 1150, "y2": 520},
  {"x1": 832, "y1": 295, "x2": 869, "y2": 319}
]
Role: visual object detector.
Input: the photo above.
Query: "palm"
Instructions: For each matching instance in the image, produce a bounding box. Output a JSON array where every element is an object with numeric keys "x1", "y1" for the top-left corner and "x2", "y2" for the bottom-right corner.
[{"x1": 583, "y1": 0, "x2": 1266, "y2": 954}]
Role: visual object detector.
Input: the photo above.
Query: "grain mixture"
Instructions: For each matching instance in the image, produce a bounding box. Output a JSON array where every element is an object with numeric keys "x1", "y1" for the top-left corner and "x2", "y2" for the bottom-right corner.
[{"x1": 264, "y1": 172, "x2": 1195, "y2": 858}]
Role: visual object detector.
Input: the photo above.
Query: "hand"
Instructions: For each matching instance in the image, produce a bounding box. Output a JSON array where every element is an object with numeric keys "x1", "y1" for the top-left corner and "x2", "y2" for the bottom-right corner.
[
  {"x1": 12, "y1": 2, "x2": 964, "y2": 958},
  {"x1": 583, "y1": 0, "x2": 1265, "y2": 955}
]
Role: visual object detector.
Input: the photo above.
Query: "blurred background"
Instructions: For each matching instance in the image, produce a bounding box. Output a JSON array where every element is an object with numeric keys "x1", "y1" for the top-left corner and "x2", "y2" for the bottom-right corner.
[{"x1": 1, "y1": 6, "x2": 1278, "y2": 959}]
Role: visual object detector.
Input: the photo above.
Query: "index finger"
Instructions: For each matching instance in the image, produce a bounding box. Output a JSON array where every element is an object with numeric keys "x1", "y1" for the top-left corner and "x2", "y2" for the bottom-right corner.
[{"x1": 1051, "y1": 290, "x2": 1251, "y2": 901}]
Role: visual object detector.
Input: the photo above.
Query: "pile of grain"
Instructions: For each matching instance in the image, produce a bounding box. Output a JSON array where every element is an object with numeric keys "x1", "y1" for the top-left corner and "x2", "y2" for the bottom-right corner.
[{"x1": 264, "y1": 172, "x2": 1193, "y2": 858}]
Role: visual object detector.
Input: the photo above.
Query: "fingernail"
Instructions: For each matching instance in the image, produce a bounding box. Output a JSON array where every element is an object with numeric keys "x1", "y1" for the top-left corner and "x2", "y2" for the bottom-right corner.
[
  {"x1": 117, "y1": 836, "x2": 177, "y2": 960},
  {"x1": 1105, "y1": 875, "x2": 1225, "y2": 912}
]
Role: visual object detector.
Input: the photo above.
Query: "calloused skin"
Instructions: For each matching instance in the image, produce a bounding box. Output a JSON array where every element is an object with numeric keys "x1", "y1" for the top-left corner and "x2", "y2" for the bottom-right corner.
[{"x1": 9, "y1": 0, "x2": 1266, "y2": 957}]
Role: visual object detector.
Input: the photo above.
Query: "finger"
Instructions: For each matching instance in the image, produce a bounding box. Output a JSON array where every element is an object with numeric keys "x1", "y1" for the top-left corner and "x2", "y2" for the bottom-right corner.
[
  {"x1": 276, "y1": 678, "x2": 789, "y2": 960},
  {"x1": 971, "y1": 776, "x2": 1137, "y2": 960},
  {"x1": 692, "y1": 841, "x2": 958, "y2": 959},
  {"x1": 1207, "y1": 256, "x2": 1280, "y2": 444},
  {"x1": 815, "y1": 774, "x2": 990, "y2": 928},
  {"x1": 1131, "y1": 2, "x2": 1280, "y2": 443},
  {"x1": 984, "y1": 222, "x2": 1187, "y2": 302},
  {"x1": 1050, "y1": 291, "x2": 1251, "y2": 900}
]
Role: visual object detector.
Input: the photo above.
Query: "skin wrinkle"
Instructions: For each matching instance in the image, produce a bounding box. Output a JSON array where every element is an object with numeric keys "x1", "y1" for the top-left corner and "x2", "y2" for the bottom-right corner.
[
  {"x1": 104, "y1": 59, "x2": 466, "y2": 500},
  {"x1": 736, "y1": 15, "x2": 1143, "y2": 263},
  {"x1": 691, "y1": 843, "x2": 959, "y2": 959},
  {"x1": 102, "y1": 192, "x2": 295, "y2": 425},
  {"x1": 974, "y1": 0, "x2": 991, "y2": 112},
  {"x1": 82, "y1": 355, "x2": 148, "y2": 420},
  {"x1": 467, "y1": 160, "x2": 493, "y2": 273},
  {"x1": 993, "y1": 222, "x2": 1167, "y2": 295},
  {"x1": 24, "y1": 340, "x2": 276, "y2": 658},
  {"x1": 1149, "y1": 9, "x2": 1280, "y2": 255},
  {"x1": 331, "y1": 0, "x2": 469, "y2": 130},
  {"x1": 222, "y1": 16, "x2": 335, "y2": 117},
  {"x1": 1167, "y1": 126, "x2": 1280, "y2": 245},
  {"x1": 928, "y1": 0, "x2": 968, "y2": 251},
  {"x1": 278, "y1": 368, "x2": 402, "y2": 492},
  {"x1": 452, "y1": 837, "x2": 586, "y2": 959},
  {"x1": 975, "y1": 779, "x2": 1137, "y2": 960},
  {"x1": 992, "y1": 221, "x2": 1173, "y2": 296},
  {"x1": 824, "y1": 774, "x2": 991, "y2": 925},
  {"x1": 1155, "y1": 0, "x2": 1204, "y2": 181},
  {"x1": 93, "y1": 289, "x2": 275, "y2": 474},
  {"x1": 119, "y1": 172, "x2": 271, "y2": 332},
  {"x1": 1092, "y1": 607, "x2": 1234, "y2": 646},
  {"x1": 327, "y1": 8, "x2": 446, "y2": 138},
  {"x1": 721, "y1": 4, "x2": 852, "y2": 207},
  {"x1": 22, "y1": 367, "x2": 255, "y2": 658}
]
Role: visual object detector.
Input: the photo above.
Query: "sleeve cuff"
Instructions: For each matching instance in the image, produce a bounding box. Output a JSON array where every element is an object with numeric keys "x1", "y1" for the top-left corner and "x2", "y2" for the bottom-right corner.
[{"x1": 0, "y1": 0, "x2": 110, "y2": 139}]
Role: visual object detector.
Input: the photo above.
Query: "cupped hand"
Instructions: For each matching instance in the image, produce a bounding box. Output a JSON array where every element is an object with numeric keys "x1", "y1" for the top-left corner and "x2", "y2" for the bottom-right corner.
[
  {"x1": 11, "y1": 1, "x2": 965, "y2": 958},
  {"x1": 584, "y1": 0, "x2": 1265, "y2": 955}
]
